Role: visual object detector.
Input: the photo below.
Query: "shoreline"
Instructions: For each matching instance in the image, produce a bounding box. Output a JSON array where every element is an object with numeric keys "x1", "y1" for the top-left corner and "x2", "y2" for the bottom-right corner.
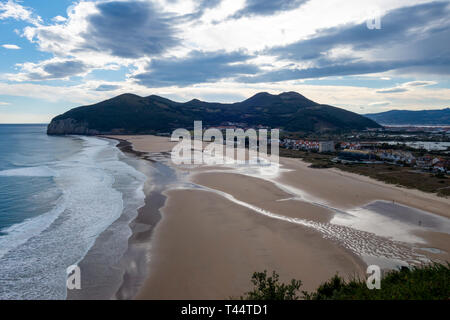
[
  {"x1": 109, "y1": 137, "x2": 180, "y2": 299},
  {"x1": 67, "y1": 137, "x2": 170, "y2": 300},
  {"x1": 112, "y1": 139, "x2": 165, "y2": 300}
]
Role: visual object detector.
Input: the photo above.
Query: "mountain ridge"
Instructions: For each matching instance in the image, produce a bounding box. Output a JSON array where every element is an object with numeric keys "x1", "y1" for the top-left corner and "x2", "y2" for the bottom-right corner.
[
  {"x1": 47, "y1": 92, "x2": 381, "y2": 135},
  {"x1": 365, "y1": 108, "x2": 450, "y2": 125}
]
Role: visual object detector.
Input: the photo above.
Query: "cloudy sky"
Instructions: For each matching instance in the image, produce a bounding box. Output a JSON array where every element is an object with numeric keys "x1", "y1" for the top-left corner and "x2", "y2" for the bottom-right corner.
[{"x1": 0, "y1": 0, "x2": 449, "y2": 123}]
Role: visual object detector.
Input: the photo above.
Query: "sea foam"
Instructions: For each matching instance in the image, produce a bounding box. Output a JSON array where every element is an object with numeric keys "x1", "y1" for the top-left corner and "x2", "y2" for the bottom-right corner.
[
  {"x1": 0, "y1": 136, "x2": 146, "y2": 300},
  {"x1": 0, "y1": 166, "x2": 58, "y2": 177}
]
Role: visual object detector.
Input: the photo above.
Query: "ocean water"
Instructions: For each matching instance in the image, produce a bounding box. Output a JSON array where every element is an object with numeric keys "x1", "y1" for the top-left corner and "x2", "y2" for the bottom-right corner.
[
  {"x1": 0, "y1": 125, "x2": 146, "y2": 299},
  {"x1": 384, "y1": 140, "x2": 450, "y2": 151}
]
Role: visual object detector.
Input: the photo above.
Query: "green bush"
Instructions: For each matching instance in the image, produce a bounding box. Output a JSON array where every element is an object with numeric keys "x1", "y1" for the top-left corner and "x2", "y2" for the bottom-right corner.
[{"x1": 243, "y1": 263, "x2": 450, "y2": 300}]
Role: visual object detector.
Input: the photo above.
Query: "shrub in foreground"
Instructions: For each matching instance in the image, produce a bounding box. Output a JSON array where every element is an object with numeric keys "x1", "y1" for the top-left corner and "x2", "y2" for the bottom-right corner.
[
  {"x1": 241, "y1": 263, "x2": 450, "y2": 300},
  {"x1": 240, "y1": 270, "x2": 302, "y2": 300}
]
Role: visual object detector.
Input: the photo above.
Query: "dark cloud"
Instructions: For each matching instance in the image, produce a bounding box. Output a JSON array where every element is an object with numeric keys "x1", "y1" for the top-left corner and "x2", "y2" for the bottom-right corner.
[
  {"x1": 232, "y1": 0, "x2": 308, "y2": 18},
  {"x1": 376, "y1": 88, "x2": 408, "y2": 94},
  {"x1": 238, "y1": 56, "x2": 450, "y2": 83},
  {"x1": 95, "y1": 84, "x2": 121, "y2": 91},
  {"x1": 270, "y1": 2, "x2": 449, "y2": 60},
  {"x1": 134, "y1": 50, "x2": 260, "y2": 87},
  {"x1": 170, "y1": 0, "x2": 223, "y2": 23},
  {"x1": 81, "y1": 1, "x2": 178, "y2": 58},
  {"x1": 406, "y1": 81, "x2": 434, "y2": 87},
  {"x1": 42, "y1": 60, "x2": 87, "y2": 78},
  {"x1": 198, "y1": 0, "x2": 223, "y2": 10},
  {"x1": 26, "y1": 60, "x2": 88, "y2": 80},
  {"x1": 241, "y1": 1, "x2": 450, "y2": 82},
  {"x1": 238, "y1": 60, "x2": 404, "y2": 82}
]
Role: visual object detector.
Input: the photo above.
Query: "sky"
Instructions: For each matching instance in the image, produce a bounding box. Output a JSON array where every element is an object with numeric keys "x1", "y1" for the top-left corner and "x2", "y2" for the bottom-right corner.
[{"x1": 0, "y1": 0, "x2": 449, "y2": 123}]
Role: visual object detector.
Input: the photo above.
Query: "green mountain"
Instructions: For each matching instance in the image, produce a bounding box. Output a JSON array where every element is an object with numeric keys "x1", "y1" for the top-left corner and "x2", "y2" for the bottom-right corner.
[
  {"x1": 365, "y1": 108, "x2": 450, "y2": 125},
  {"x1": 47, "y1": 92, "x2": 380, "y2": 135}
]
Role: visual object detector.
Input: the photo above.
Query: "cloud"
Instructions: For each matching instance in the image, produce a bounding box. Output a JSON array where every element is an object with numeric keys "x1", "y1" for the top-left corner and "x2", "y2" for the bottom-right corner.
[
  {"x1": 42, "y1": 60, "x2": 87, "y2": 79},
  {"x1": 134, "y1": 50, "x2": 260, "y2": 87},
  {"x1": 376, "y1": 80, "x2": 437, "y2": 94},
  {"x1": 240, "y1": 1, "x2": 450, "y2": 82},
  {"x1": 14, "y1": 59, "x2": 89, "y2": 80},
  {"x1": 238, "y1": 60, "x2": 410, "y2": 83},
  {"x1": 19, "y1": 0, "x2": 448, "y2": 88},
  {"x1": 0, "y1": 81, "x2": 111, "y2": 104},
  {"x1": 368, "y1": 101, "x2": 390, "y2": 107},
  {"x1": 0, "y1": 101, "x2": 10, "y2": 106},
  {"x1": 231, "y1": 0, "x2": 308, "y2": 18},
  {"x1": 175, "y1": 0, "x2": 224, "y2": 21},
  {"x1": 198, "y1": 0, "x2": 223, "y2": 9},
  {"x1": 95, "y1": 84, "x2": 121, "y2": 91},
  {"x1": 1, "y1": 44, "x2": 20, "y2": 49},
  {"x1": 23, "y1": 0, "x2": 179, "y2": 66},
  {"x1": 52, "y1": 15, "x2": 67, "y2": 23},
  {"x1": 376, "y1": 88, "x2": 408, "y2": 94},
  {"x1": 195, "y1": 0, "x2": 223, "y2": 14},
  {"x1": 17, "y1": 1, "x2": 182, "y2": 80},
  {"x1": 80, "y1": 1, "x2": 179, "y2": 59},
  {"x1": 404, "y1": 81, "x2": 437, "y2": 87},
  {"x1": 0, "y1": 0, "x2": 41, "y2": 25},
  {"x1": 270, "y1": 2, "x2": 449, "y2": 59}
]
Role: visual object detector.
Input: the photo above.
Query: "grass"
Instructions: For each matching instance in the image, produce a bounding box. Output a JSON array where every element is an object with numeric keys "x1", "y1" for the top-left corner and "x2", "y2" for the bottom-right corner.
[
  {"x1": 279, "y1": 148, "x2": 450, "y2": 197},
  {"x1": 241, "y1": 263, "x2": 450, "y2": 300}
]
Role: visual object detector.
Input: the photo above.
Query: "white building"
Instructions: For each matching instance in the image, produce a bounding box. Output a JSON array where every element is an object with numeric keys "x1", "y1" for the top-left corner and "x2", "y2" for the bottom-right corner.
[{"x1": 319, "y1": 141, "x2": 335, "y2": 153}]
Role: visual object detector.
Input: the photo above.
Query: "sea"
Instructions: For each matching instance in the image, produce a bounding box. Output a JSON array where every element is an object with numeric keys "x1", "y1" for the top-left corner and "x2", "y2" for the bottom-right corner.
[
  {"x1": 383, "y1": 140, "x2": 450, "y2": 151},
  {"x1": 0, "y1": 124, "x2": 147, "y2": 299}
]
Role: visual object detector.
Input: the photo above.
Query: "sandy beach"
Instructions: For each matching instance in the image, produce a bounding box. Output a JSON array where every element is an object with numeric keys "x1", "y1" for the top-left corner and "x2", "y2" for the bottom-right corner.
[
  {"x1": 136, "y1": 189, "x2": 363, "y2": 299},
  {"x1": 106, "y1": 135, "x2": 450, "y2": 300}
]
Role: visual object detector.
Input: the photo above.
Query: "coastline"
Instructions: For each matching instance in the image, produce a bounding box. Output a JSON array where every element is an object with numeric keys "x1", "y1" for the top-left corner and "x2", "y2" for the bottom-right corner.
[
  {"x1": 67, "y1": 137, "x2": 173, "y2": 299},
  {"x1": 106, "y1": 137, "x2": 178, "y2": 299},
  {"x1": 85, "y1": 135, "x2": 449, "y2": 300}
]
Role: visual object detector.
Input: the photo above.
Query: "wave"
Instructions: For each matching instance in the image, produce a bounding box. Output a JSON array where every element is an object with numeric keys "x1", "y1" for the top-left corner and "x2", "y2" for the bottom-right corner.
[
  {"x1": 0, "y1": 136, "x2": 146, "y2": 299},
  {"x1": 0, "y1": 195, "x2": 65, "y2": 260},
  {"x1": 0, "y1": 166, "x2": 59, "y2": 177}
]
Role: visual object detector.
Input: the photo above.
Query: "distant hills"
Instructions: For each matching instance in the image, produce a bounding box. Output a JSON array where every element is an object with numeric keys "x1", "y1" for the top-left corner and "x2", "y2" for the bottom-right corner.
[
  {"x1": 47, "y1": 92, "x2": 380, "y2": 135},
  {"x1": 365, "y1": 108, "x2": 450, "y2": 126}
]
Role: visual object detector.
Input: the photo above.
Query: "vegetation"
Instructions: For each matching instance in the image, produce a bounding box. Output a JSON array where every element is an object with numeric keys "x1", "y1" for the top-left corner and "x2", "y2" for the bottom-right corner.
[
  {"x1": 280, "y1": 148, "x2": 333, "y2": 168},
  {"x1": 240, "y1": 270, "x2": 303, "y2": 300},
  {"x1": 242, "y1": 263, "x2": 450, "y2": 300}
]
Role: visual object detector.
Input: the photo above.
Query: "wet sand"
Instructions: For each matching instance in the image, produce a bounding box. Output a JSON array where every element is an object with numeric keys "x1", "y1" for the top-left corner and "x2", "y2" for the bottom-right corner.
[
  {"x1": 67, "y1": 139, "x2": 166, "y2": 300},
  {"x1": 105, "y1": 135, "x2": 177, "y2": 153},
  {"x1": 136, "y1": 189, "x2": 364, "y2": 299}
]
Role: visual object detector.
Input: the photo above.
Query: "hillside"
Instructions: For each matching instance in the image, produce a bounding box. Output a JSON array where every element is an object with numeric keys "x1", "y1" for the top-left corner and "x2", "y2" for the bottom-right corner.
[
  {"x1": 365, "y1": 108, "x2": 450, "y2": 125},
  {"x1": 47, "y1": 92, "x2": 380, "y2": 135}
]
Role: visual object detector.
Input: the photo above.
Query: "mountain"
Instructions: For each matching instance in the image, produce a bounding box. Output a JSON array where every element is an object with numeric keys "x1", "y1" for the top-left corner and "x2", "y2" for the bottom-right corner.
[
  {"x1": 47, "y1": 92, "x2": 380, "y2": 135},
  {"x1": 365, "y1": 108, "x2": 450, "y2": 125}
]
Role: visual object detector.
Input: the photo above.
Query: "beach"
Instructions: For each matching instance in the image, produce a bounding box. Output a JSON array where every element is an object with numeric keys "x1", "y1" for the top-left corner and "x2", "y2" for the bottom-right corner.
[{"x1": 105, "y1": 135, "x2": 450, "y2": 299}]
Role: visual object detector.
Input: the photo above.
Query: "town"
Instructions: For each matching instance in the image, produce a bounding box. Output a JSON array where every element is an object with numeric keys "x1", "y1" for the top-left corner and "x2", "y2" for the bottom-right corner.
[{"x1": 280, "y1": 138, "x2": 450, "y2": 174}]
